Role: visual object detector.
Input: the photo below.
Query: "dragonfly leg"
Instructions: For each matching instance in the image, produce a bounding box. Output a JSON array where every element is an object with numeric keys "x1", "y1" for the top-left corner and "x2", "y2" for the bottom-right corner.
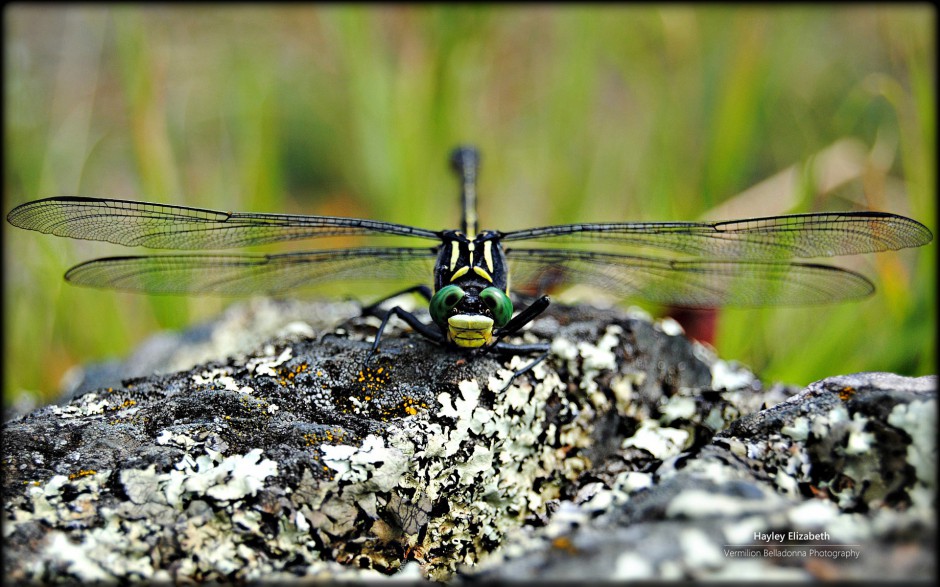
[
  {"x1": 366, "y1": 306, "x2": 443, "y2": 364},
  {"x1": 362, "y1": 285, "x2": 433, "y2": 317},
  {"x1": 489, "y1": 344, "x2": 552, "y2": 393},
  {"x1": 494, "y1": 295, "x2": 551, "y2": 343}
]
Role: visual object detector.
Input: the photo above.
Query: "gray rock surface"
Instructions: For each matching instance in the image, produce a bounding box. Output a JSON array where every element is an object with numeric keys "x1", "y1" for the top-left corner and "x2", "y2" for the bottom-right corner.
[{"x1": 2, "y1": 299, "x2": 935, "y2": 582}]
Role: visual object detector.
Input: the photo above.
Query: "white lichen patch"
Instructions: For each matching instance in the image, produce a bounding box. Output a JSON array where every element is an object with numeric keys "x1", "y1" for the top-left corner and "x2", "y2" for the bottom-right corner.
[
  {"x1": 666, "y1": 489, "x2": 774, "y2": 519},
  {"x1": 738, "y1": 432, "x2": 812, "y2": 497},
  {"x1": 709, "y1": 360, "x2": 755, "y2": 392},
  {"x1": 722, "y1": 515, "x2": 771, "y2": 545},
  {"x1": 622, "y1": 420, "x2": 690, "y2": 460},
  {"x1": 786, "y1": 497, "x2": 839, "y2": 528},
  {"x1": 610, "y1": 372, "x2": 645, "y2": 415},
  {"x1": 550, "y1": 336, "x2": 580, "y2": 362},
  {"x1": 192, "y1": 368, "x2": 242, "y2": 392},
  {"x1": 320, "y1": 445, "x2": 359, "y2": 475},
  {"x1": 6, "y1": 470, "x2": 111, "y2": 538},
  {"x1": 181, "y1": 449, "x2": 278, "y2": 502},
  {"x1": 660, "y1": 395, "x2": 697, "y2": 423},
  {"x1": 703, "y1": 407, "x2": 728, "y2": 432},
  {"x1": 780, "y1": 416, "x2": 810, "y2": 441},
  {"x1": 156, "y1": 429, "x2": 201, "y2": 450},
  {"x1": 887, "y1": 399, "x2": 936, "y2": 488},
  {"x1": 613, "y1": 471, "x2": 653, "y2": 494},
  {"x1": 844, "y1": 412, "x2": 875, "y2": 456},
  {"x1": 50, "y1": 393, "x2": 111, "y2": 419},
  {"x1": 657, "y1": 317, "x2": 684, "y2": 336},
  {"x1": 278, "y1": 321, "x2": 316, "y2": 338},
  {"x1": 246, "y1": 346, "x2": 293, "y2": 377},
  {"x1": 581, "y1": 325, "x2": 622, "y2": 372},
  {"x1": 321, "y1": 435, "x2": 407, "y2": 493},
  {"x1": 810, "y1": 403, "x2": 849, "y2": 436},
  {"x1": 679, "y1": 527, "x2": 723, "y2": 570},
  {"x1": 614, "y1": 551, "x2": 656, "y2": 579}
]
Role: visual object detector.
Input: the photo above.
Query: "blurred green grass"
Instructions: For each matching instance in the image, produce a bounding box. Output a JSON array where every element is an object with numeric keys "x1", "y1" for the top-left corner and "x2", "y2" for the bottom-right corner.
[{"x1": 4, "y1": 5, "x2": 935, "y2": 407}]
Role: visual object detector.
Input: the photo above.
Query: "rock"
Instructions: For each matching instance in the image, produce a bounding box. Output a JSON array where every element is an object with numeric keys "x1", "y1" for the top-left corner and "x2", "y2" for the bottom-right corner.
[
  {"x1": 2, "y1": 299, "x2": 934, "y2": 582},
  {"x1": 467, "y1": 372, "x2": 936, "y2": 581}
]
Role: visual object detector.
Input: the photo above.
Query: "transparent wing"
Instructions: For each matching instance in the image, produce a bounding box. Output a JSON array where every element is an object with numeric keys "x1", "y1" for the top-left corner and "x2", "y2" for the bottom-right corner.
[
  {"x1": 64, "y1": 247, "x2": 438, "y2": 295},
  {"x1": 506, "y1": 248, "x2": 875, "y2": 307},
  {"x1": 500, "y1": 212, "x2": 932, "y2": 259},
  {"x1": 7, "y1": 197, "x2": 440, "y2": 249}
]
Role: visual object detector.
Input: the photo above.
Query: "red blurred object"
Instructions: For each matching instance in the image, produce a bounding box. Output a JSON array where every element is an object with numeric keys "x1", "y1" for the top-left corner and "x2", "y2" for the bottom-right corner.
[{"x1": 666, "y1": 307, "x2": 718, "y2": 345}]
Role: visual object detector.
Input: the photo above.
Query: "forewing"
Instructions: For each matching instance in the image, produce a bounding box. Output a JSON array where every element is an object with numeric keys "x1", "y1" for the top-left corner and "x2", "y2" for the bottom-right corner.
[
  {"x1": 501, "y1": 212, "x2": 932, "y2": 259},
  {"x1": 7, "y1": 197, "x2": 440, "y2": 249}
]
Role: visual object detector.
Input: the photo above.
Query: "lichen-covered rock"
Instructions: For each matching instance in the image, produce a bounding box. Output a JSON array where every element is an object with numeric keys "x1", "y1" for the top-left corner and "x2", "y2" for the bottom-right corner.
[
  {"x1": 2, "y1": 299, "x2": 935, "y2": 582},
  {"x1": 466, "y1": 373, "x2": 936, "y2": 581}
]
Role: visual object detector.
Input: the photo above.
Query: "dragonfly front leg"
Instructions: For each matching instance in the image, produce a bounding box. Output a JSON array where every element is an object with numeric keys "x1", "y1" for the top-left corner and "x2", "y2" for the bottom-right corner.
[
  {"x1": 366, "y1": 306, "x2": 443, "y2": 364},
  {"x1": 488, "y1": 295, "x2": 552, "y2": 391},
  {"x1": 490, "y1": 343, "x2": 552, "y2": 393},
  {"x1": 493, "y1": 295, "x2": 551, "y2": 344}
]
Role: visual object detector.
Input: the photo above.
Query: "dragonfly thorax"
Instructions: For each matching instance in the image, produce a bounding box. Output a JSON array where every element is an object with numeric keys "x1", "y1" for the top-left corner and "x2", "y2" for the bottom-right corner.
[{"x1": 433, "y1": 229, "x2": 508, "y2": 292}]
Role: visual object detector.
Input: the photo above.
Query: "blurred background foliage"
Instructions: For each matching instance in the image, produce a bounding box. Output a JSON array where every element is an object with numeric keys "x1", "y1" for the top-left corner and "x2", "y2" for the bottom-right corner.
[{"x1": 4, "y1": 5, "x2": 935, "y2": 407}]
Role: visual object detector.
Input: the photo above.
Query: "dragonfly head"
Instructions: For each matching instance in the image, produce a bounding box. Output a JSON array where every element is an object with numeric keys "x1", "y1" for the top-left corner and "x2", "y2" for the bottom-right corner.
[{"x1": 430, "y1": 284, "x2": 513, "y2": 349}]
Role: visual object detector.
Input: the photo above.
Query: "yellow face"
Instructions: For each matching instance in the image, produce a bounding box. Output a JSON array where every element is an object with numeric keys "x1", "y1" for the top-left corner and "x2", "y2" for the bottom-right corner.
[{"x1": 447, "y1": 314, "x2": 494, "y2": 349}]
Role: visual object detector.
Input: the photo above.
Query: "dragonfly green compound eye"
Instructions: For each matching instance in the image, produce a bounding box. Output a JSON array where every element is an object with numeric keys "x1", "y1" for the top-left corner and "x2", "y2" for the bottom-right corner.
[
  {"x1": 480, "y1": 287, "x2": 513, "y2": 327},
  {"x1": 430, "y1": 285, "x2": 466, "y2": 326}
]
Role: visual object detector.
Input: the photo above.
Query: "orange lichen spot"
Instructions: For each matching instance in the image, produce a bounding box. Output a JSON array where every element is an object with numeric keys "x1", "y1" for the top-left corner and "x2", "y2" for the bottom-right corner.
[
  {"x1": 404, "y1": 545, "x2": 426, "y2": 561},
  {"x1": 551, "y1": 536, "x2": 578, "y2": 554},
  {"x1": 838, "y1": 386, "x2": 855, "y2": 401},
  {"x1": 808, "y1": 485, "x2": 831, "y2": 499},
  {"x1": 68, "y1": 469, "x2": 97, "y2": 481}
]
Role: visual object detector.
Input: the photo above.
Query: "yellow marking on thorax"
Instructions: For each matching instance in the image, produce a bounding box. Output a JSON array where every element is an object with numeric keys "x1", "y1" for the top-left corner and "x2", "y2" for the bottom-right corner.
[
  {"x1": 450, "y1": 266, "x2": 470, "y2": 281},
  {"x1": 483, "y1": 241, "x2": 494, "y2": 272},
  {"x1": 473, "y1": 266, "x2": 493, "y2": 282},
  {"x1": 449, "y1": 242, "x2": 460, "y2": 271}
]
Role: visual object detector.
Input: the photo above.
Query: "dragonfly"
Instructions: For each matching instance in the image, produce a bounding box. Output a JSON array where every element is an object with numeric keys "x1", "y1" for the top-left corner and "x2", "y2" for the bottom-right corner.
[{"x1": 7, "y1": 146, "x2": 933, "y2": 367}]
